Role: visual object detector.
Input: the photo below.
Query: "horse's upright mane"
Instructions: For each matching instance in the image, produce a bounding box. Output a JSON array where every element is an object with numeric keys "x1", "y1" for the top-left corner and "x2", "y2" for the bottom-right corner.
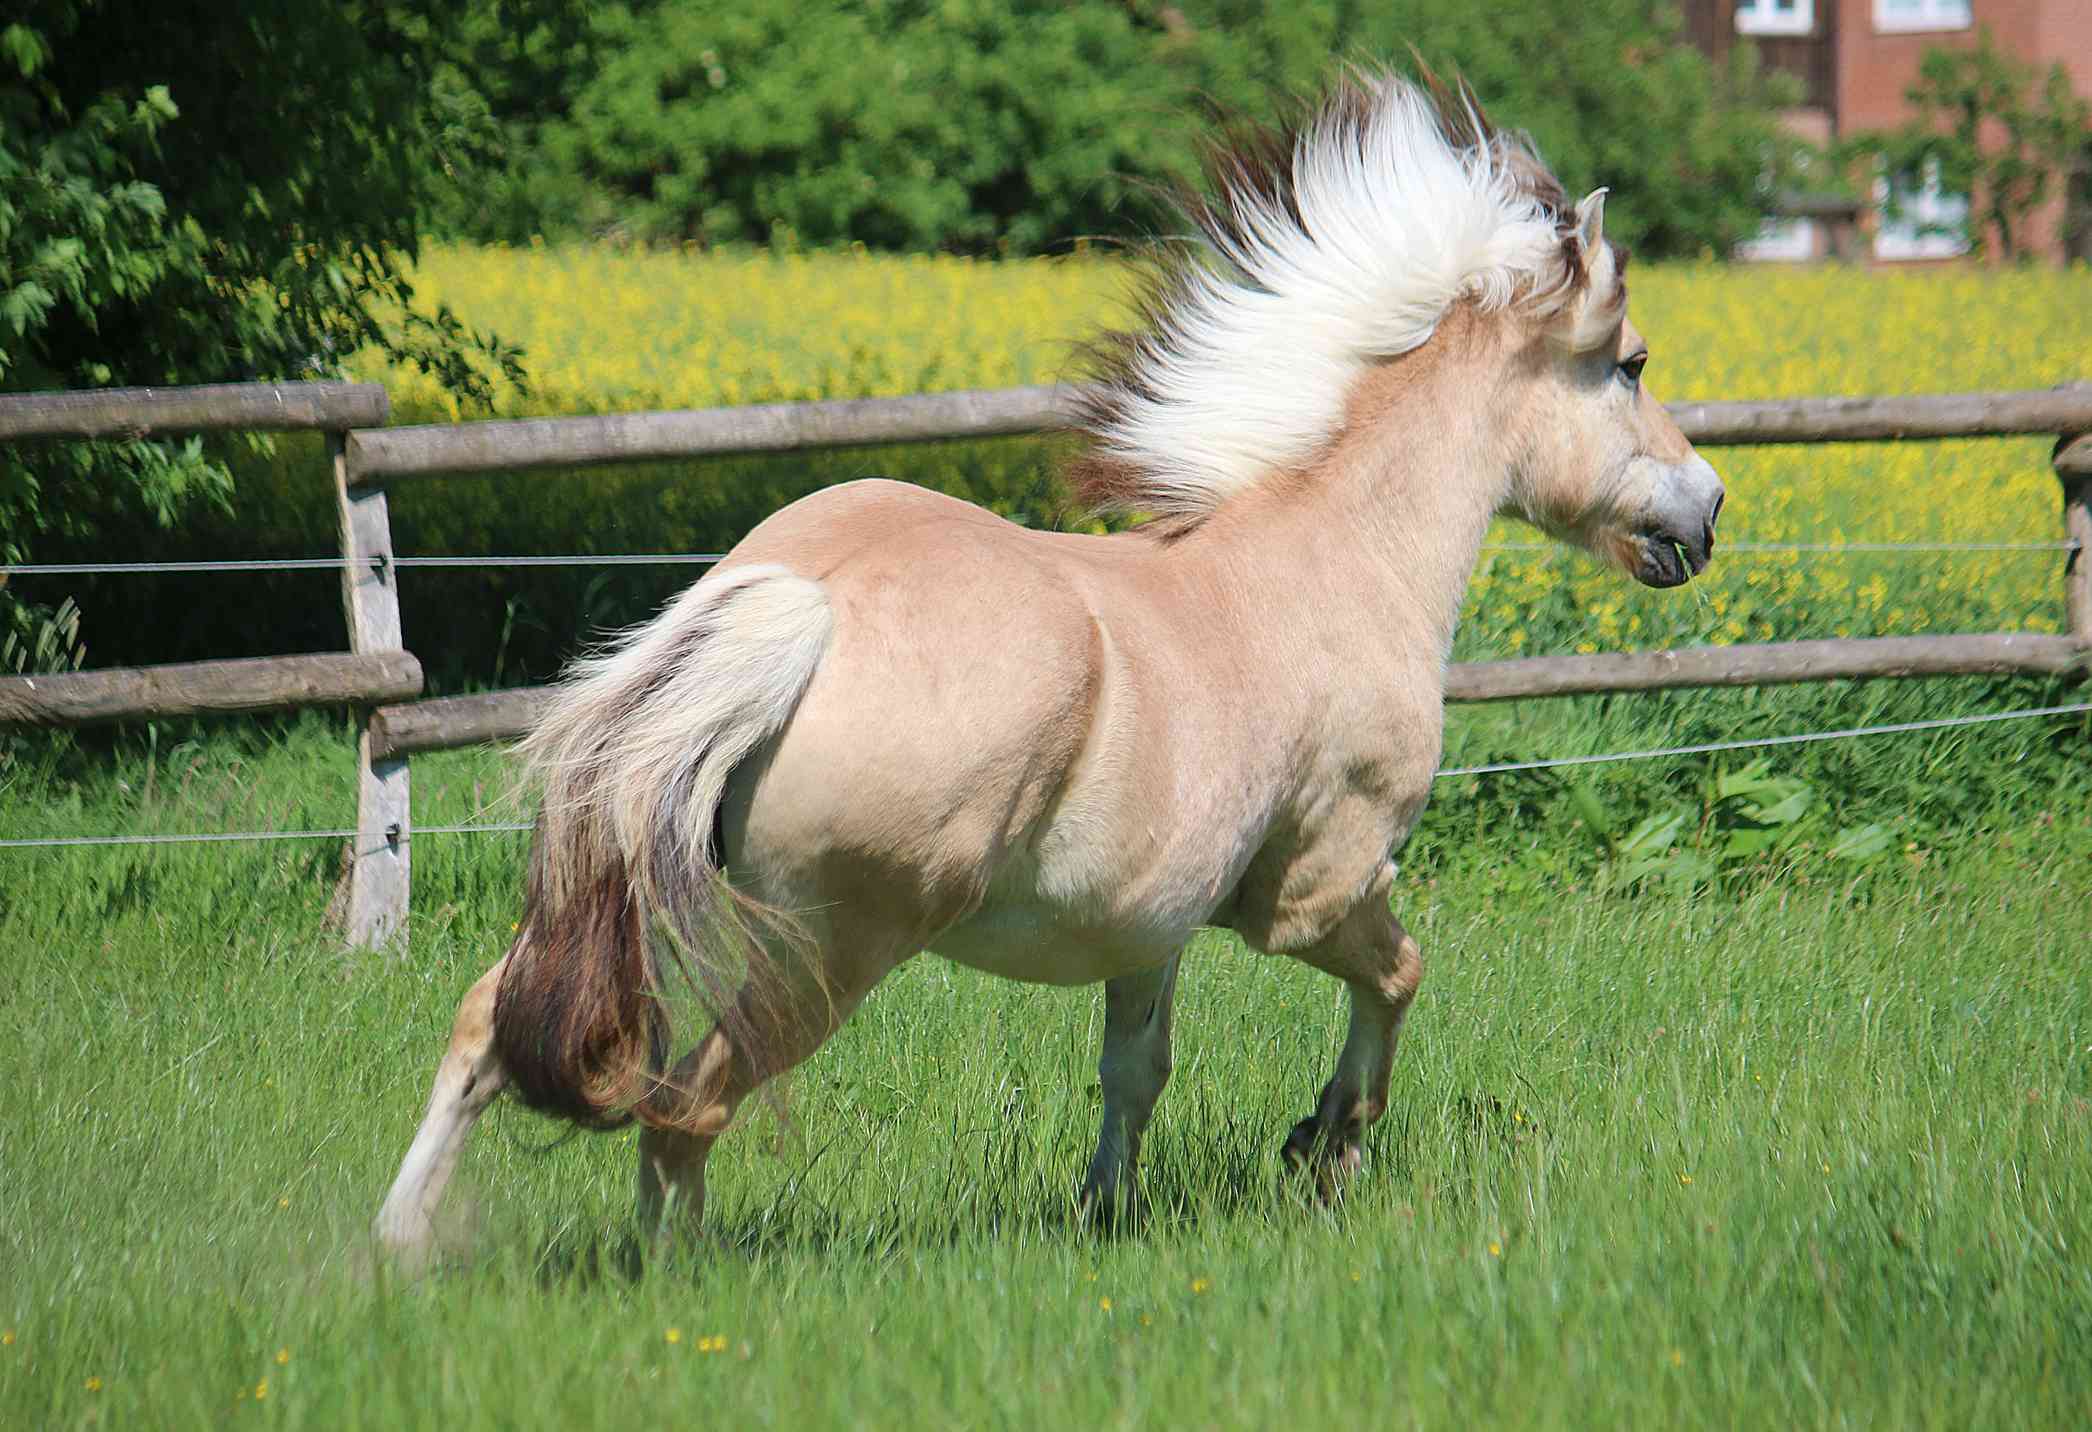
[{"x1": 1074, "y1": 69, "x2": 1591, "y2": 523}]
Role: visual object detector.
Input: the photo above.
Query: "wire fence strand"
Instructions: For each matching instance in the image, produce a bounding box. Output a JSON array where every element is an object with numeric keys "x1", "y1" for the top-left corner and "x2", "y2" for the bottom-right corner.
[
  {"x1": 2, "y1": 540, "x2": 2080, "y2": 579},
  {"x1": 2, "y1": 554, "x2": 731, "y2": 576},
  {"x1": 5, "y1": 702, "x2": 2084, "y2": 851},
  {"x1": 1434, "y1": 701, "x2": 2091, "y2": 777}
]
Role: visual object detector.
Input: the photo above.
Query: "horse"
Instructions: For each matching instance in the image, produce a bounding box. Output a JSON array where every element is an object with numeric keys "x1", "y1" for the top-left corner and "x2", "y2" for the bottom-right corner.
[{"x1": 374, "y1": 69, "x2": 1724, "y2": 1262}]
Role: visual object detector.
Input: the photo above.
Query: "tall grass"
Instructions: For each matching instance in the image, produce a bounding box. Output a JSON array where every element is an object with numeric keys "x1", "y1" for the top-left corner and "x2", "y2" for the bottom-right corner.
[{"x1": 1, "y1": 723, "x2": 2087, "y2": 1427}]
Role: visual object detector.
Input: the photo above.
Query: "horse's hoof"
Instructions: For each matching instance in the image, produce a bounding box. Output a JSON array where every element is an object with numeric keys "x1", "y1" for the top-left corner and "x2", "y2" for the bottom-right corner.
[
  {"x1": 1076, "y1": 1182, "x2": 1145, "y2": 1235},
  {"x1": 372, "y1": 1220, "x2": 440, "y2": 1278},
  {"x1": 1281, "y1": 1118, "x2": 1321, "y2": 1169},
  {"x1": 1280, "y1": 1121, "x2": 1361, "y2": 1205}
]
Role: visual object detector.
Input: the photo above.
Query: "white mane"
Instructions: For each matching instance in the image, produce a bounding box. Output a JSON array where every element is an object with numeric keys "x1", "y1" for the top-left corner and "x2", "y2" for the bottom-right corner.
[{"x1": 1078, "y1": 73, "x2": 1583, "y2": 521}]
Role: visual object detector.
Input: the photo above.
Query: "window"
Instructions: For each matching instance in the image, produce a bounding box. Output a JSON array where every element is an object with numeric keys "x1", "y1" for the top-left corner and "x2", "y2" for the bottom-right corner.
[
  {"x1": 1874, "y1": 159, "x2": 1970, "y2": 260},
  {"x1": 1736, "y1": 0, "x2": 1815, "y2": 36},
  {"x1": 1873, "y1": 0, "x2": 1971, "y2": 34},
  {"x1": 1737, "y1": 216, "x2": 1819, "y2": 262}
]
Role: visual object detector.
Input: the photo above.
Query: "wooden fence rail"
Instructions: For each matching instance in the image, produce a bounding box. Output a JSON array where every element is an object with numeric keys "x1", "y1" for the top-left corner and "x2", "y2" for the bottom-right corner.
[
  {"x1": 0, "y1": 382, "x2": 387, "y2": 440},
  {"x1": 3, "y1": 377, "x2": 2088, "y2": 951},
  {"x1": 0, "y1": 652, "x2": 422, "y2": 726},
  {"x1": 362, "y1": 632, "x2": 2089, "y2": 761},
  {"x1": 344, "y1": 382, "x2": 2092, "y2": 482}
]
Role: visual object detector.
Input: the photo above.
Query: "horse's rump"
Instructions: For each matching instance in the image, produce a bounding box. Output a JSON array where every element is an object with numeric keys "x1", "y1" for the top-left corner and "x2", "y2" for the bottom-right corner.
[{"x1": 492, "y1": 565, "x2": 835, "y2": 1128}]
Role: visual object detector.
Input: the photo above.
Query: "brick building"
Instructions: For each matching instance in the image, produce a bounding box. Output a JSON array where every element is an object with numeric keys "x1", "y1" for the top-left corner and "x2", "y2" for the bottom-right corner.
[{"x1": 1682, "y1": 0, "x2": 2092, "y2": 263}]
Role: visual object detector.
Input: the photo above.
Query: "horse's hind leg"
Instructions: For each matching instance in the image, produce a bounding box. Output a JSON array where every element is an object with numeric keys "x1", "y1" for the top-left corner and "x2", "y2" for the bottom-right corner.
[
  {"x1": 374, "y1": 953, "x2": 510, "y2": 1267},
  {"x1": 636, "y1": 939, "x2": 895, "y2": 1245},
  {"x1": 1079, "y1": 953, "x2": 1182, "y2": 1223},
  {"x1": 1281, "y1": 865, "x2": 1424, "y2": 1198}
]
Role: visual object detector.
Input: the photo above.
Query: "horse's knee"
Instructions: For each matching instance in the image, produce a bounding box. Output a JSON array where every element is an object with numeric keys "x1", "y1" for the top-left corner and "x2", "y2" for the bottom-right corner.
[
  {"x1": 1354, "y1": 927, "x2": 1424, "y2": 1011},
  {"x1": 638, "y1": 1029, "x2": 739, "y2": 1137},
  {"x1": 1391, "y1": 931, "x2": 1425, "y2": 1001}
]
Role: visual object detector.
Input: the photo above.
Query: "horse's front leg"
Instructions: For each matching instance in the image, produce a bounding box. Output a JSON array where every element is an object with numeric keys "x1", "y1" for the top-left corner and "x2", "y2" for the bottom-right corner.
[
  {"x1": 1079, "y1": 952, "x2": 1183, "y2": 1224},
  {"x1": 1281, "y1": 865, "x2": 1425, "y2": 1198}
]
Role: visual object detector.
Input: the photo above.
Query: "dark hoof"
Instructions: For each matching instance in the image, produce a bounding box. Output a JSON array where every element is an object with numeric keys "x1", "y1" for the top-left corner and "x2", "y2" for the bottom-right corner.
[
  {"x1": 1281, "y1": 1117, "x2": 1323, "y2": 1169},
  {"x1": 1281, "y1": 1119, "x2": 1362, "y2": 1205},
  {"x1": 1077, "y1": 1182, "x2": 1145, "y2": 1235}
]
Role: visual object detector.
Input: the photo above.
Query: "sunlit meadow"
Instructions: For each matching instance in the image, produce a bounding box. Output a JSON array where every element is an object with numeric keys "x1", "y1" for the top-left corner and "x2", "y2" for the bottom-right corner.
[{"x1": 4, "y1": 250, "x2": 2088, "y2": 1427}]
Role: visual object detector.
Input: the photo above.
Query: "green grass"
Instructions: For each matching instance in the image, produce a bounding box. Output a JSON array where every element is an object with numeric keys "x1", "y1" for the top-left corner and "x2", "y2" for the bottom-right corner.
[{"x1": 2, "y1": 722, "x2": 2089, "y2": 1427}]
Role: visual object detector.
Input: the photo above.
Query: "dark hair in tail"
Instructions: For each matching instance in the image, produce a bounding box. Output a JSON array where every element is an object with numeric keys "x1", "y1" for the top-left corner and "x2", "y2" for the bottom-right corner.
[{"x1": 492, "y1": 564, "x2": 835, "y2": 1129}]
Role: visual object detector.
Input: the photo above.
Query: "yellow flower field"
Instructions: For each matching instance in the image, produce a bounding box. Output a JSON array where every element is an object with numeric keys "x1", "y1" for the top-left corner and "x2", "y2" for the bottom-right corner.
[{"x1": 359, "y1": 244, "x2": 2092, "y2": 657}]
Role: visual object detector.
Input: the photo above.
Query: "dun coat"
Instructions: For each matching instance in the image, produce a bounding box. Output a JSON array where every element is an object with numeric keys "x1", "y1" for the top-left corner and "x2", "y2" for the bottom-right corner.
[{"x1": 376, "y1": 69, "x2": 1725, "y2": 1260}]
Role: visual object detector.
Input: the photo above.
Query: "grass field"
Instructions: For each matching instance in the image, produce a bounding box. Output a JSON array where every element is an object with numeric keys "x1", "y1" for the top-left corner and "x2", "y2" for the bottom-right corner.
[
  {"x1": 7, "y1": 249, "x2": 2092, "y2": 1425},
  {"x1": 2, "y1": 721, "x2": 2089, "y2": 1428}
]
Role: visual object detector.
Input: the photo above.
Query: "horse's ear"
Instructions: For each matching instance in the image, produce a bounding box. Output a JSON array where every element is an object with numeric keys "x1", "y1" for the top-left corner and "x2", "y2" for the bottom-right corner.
[
  {"x1": 1554, "y1": 187, "x2": 1625, "y2": 351},
  {"x1": 1574, "y1": 188, "x2": 1608, "y2": 264}
]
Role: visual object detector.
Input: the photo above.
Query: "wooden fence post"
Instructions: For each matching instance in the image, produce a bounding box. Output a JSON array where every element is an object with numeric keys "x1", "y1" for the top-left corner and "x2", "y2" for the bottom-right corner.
[
  {"x1": 331, "y1": 430, "x2": 411, "y2": 949},
  {"x1": 2056, "y1": 433, "x2": 2092, "y2": 645}
]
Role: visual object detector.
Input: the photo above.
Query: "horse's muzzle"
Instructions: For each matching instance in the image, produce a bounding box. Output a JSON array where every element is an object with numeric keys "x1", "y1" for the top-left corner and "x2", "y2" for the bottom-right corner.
[{"x1": 1634, "y1": 460, "x2": 1725, "y2": 589}]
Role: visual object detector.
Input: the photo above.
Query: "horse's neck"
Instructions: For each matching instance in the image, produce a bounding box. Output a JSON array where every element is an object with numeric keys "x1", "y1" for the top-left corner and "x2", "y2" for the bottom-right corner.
[{"x1": 1185, "y1": 342, "x2": 1509, "y2": 677}]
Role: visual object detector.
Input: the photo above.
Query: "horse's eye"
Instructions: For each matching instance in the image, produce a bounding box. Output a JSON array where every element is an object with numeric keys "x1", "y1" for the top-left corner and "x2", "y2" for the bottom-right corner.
[{"x1": 1618, "y1": 352, "x2": 1648, "y2": 387}]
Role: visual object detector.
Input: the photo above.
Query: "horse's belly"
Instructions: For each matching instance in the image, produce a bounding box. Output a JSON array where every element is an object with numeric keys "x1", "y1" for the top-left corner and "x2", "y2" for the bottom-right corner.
[{"x1": 931, "y1": 900, "x2": 1183, "y2": 986}]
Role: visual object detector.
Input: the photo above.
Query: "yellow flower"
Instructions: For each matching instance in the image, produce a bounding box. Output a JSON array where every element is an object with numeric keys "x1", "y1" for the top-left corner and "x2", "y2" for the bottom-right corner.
[
  {"x1": 353, "y1": 249, "x2": 2084, "y2": 670},
  {"x1": 277, "y1": 1197, "x2": 290, "y2": 1211},
  {"x1": 1669, "y1": 1349, "x2": 1685, "y2": 1368},
  {"x1": 1488, "y1": 1241, "x2": 1502, "y2": 1257},
  {"x1": 1099, "y1": 1297, "x2": 1113, "y2": 1312},
  {"x1": 664, "y1": 1328, "x2": 682, "y2": 1345},
  {"x1": 85, "y1": 1377, "x2": 103, "y2": 1392},
  {"x1": 275, "y1": 1348, "x2": 290, "y2": 1366},
  {"x1": 1, "y1": 1330, "x2": 13, "y2": 1346},
  {"x1": 1189, "y1": 1278, "x2": 1209, "y2": 1295},
  {"x1": 1678, "y1": 1173, "x2": 1694, "y2": 1186},
  {"x1": 255, "y1": 1378, "x2": 268, "y2": 1400}
]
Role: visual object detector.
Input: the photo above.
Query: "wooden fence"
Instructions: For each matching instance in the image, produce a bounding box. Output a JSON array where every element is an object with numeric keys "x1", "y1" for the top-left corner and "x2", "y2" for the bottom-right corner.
[{"x1": 4, "y1": 379, "x2": 2088, "y2": 948}]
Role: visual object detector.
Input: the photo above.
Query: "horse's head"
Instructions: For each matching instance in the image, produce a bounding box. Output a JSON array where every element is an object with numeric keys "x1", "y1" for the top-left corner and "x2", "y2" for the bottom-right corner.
[
  {"x1": 1504, "y1": 191, "x2": 1724, "y2": 588},
  {"x1": 1069, "y1": 68, "x2": 1724, "y2": 590}
]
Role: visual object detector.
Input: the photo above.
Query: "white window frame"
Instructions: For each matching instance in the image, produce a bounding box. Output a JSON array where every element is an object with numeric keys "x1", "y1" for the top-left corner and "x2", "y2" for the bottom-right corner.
[
  {"x1": 1872, "y1": 0, "x2": 1972, "y2": 35},
  {"x1": 1735, "y1": 0, "x2": 1816, "y2": 37},
  {"x1": 1736, "y1": 216, "x2": 1819, "y2": 262},
  {"x1": 1874, "y1": 159, "x2": 1971, "y2": 261}
]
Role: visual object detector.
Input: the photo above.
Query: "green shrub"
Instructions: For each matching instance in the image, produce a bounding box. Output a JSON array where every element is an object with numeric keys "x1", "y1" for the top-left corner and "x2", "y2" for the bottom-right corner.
[{"x1": 450, "y1": 0, "x2": 1800, "y2": 261}]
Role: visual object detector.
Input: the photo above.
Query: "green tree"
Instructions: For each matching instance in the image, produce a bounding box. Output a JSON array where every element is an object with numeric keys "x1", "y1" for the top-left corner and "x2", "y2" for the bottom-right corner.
[
  {"x1": 461, "y1": 0, "x2": 1798, "y2": 261},
  {"x1": 1851, "y1": 29, "x2": 2092, "y2": 262},
  {"x1": 0, "y1": 3, "x2": 559, "y2": 585}
]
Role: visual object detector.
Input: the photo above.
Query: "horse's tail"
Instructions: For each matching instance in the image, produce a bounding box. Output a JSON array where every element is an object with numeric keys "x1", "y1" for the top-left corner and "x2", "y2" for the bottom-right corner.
[{"x1": 493, "y1": 564, "x2": 834, "y2": 1130}]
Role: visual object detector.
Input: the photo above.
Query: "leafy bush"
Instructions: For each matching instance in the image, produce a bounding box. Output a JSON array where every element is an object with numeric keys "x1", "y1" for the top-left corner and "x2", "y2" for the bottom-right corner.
[
  {"x1": 0, "y1": 2, "x2": 561, "y2": 597},
  {"x1": 1571, "y1": 759, "x2": 1890, "y2": 891},
  {"x1": 449, "y1": 0, "x2": 1800, "y2": 261}
]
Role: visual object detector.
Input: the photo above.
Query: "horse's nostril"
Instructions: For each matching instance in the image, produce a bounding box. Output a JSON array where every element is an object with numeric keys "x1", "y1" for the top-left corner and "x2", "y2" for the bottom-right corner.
[{"x1": 1710, "y1": 489, "x2": 1726, "y2": 527}]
